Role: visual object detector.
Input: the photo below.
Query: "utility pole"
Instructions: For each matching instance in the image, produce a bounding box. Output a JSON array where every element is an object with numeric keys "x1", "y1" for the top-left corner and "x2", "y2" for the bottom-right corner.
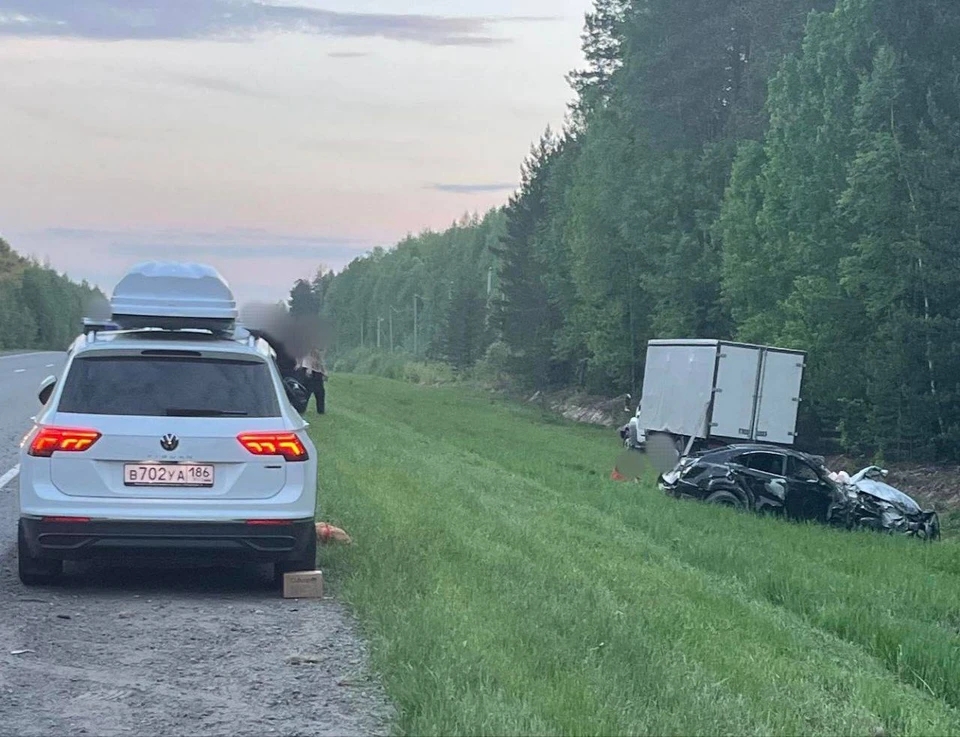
[
  {"x1": 413, "y1": 294, "x2": 425, "y2": 356},
  {"x1": 377, "y1": 316, "x2": 383, "y2": 349},
  {"x1": 487, "y1": 266, "x2": 493, "y2": 297},
  {"x1": 389, "y1": 306, "x2": 401, "y2": 352},
  {"x1": 360, "y1": 319, "x2": 364, "y2": 348}
]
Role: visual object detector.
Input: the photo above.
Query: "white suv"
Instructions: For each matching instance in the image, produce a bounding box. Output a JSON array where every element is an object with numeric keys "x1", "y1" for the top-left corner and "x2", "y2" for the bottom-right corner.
[{"x1": 16, "y1": 263, "x2": 318, "y2": 585}]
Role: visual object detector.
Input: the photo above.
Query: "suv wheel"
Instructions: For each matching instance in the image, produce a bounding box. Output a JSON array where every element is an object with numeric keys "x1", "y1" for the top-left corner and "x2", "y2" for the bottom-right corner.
[
  {"x1": 273, "y1": 532, "x2": 317, "y2": 584},
  {"x1": 706, "y1": 491, "x2": 743, "y2": 509},
  {"x1": 705, "y1": 490, "x2": 745, "y2": 509},
  {"x1": 18, "y1": 521, "x2": 63, "y2": 586}
]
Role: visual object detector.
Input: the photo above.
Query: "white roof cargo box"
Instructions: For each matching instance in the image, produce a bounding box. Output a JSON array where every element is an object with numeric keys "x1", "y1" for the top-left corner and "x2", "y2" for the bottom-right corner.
[{"x1": 110, "y1": 262, "x2": 237, "y2": 332}]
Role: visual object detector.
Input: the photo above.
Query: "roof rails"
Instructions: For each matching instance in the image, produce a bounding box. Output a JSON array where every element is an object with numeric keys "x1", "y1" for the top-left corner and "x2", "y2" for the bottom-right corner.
[
  {"x1": 80, "y1": 322, "x2": 268, "y2": 357},
  {"x1": 82, "y1": 318, "x2": 120, "y2": 335}
]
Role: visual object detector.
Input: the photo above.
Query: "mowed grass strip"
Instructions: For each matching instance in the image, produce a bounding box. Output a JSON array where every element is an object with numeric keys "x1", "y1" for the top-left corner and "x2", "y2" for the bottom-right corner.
[{"x1": 310, "y1": 375, "x2": 960, "y2": 736}]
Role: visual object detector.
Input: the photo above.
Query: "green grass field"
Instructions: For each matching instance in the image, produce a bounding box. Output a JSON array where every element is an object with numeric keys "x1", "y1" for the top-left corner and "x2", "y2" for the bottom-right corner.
[{"x1": 309, "y1": 375, "x2": 960, "y2": 736}]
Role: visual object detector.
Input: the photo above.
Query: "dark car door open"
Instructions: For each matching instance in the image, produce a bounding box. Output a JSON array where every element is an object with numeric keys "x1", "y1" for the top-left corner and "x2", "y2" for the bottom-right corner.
[
  {"x1": 736, "y1": 451, "x2": 788, "y2": 511},
  {"x1": 785, "y1": 455, "x2": 832, "y2": 521}
]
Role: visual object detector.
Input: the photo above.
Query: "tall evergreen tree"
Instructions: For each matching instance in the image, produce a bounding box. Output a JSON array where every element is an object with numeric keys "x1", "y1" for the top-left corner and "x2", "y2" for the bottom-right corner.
[
  {"x1": 288, "y1": 278, "x2": 320, "y2": 317},
  {"x1": 492, "y1": 132, "x2": 570, "y2": 388}
]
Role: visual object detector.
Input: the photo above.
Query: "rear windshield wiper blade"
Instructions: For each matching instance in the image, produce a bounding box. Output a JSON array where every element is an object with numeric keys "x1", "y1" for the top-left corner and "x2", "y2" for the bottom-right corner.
[{"x1": 164, "y1": 408, "x2": 249, "y2": 417}]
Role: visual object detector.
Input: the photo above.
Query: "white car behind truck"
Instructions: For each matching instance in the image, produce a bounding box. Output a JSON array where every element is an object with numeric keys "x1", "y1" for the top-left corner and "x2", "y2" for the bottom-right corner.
[{"x1": 622, "y1": 339, "x2": 806, "y2": 458}]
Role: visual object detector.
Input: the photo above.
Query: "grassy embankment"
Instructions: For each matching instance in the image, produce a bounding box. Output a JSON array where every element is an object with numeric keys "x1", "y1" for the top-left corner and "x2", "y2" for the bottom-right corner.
[{"x1": 310, "y1": 374, "x2": 960, "y2": 736}]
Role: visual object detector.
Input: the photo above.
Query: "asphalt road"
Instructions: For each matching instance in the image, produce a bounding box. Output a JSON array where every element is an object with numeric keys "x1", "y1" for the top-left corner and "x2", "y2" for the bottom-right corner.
[
  {"x1": 0, "y1": 352, "x2": 62, "y2": 483},
  {"x1": 0, "y1": 351, "x2": 391, "y2": 736}
]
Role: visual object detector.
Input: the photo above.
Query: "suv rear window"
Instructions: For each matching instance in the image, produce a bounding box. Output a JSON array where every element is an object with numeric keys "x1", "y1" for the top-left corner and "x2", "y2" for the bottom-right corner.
[{"x1": 58, "y1": 355, "x2": 280, "y2": 417}]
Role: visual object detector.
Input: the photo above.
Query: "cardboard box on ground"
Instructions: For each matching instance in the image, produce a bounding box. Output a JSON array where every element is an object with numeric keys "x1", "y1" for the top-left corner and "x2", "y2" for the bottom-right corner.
[{"x1": 283, "y1": 571, "x2": 324, "y2": 599}]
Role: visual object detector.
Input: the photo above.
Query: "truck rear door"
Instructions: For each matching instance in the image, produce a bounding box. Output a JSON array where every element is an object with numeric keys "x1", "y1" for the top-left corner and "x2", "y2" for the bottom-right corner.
[
  {"x1": 753, "y1": 350, "x2": 804, "y2": 444},
  {"x1": 711, "y1": 344, "x2": 762, "y2": 441},
  {"x1": 639, "y1": 342, "x2": 717, "y2": 438}
]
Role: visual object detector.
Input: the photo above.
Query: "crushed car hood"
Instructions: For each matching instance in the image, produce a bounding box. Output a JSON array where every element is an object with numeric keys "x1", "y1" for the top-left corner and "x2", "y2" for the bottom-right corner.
[
  {"x1": 852, "y1": 478, "x2": 922, "y2": 513},
  {"x1": 829, "y1": 473, "x2": 938, "y2": 539}
]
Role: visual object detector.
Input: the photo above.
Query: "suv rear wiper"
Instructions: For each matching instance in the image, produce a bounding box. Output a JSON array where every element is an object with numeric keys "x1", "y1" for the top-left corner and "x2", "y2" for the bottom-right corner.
[{"x1": 164, "y1": 408, "x2": 249, "y2": 417}]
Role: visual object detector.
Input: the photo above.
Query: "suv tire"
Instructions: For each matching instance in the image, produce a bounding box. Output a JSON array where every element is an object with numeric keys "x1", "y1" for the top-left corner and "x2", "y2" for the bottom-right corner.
[
  {"x1": 18, "y1": 521, "x2": 63, "y2": 586},
  {"x1": 705, "y1": 490, "x2": 745, "y2": 509}
]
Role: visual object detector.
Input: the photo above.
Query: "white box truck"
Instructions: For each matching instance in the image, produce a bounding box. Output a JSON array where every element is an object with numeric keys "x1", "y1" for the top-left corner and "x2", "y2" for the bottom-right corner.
[{"x1": 623, "y1": 339, "x2": 806, "y2": 455}]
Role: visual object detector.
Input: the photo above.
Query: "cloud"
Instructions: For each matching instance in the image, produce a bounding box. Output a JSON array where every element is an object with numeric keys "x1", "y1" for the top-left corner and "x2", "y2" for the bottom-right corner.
[
  {"x1": 107, "y1": 241, "x2": 365, "y2": 262},
  {"x1": 164, "y1": 72, "x2": 281, "y2": 100},
  {"x1": 427, "y1": 182, "x2": 517, "y2": 194},
  {"x1": 35, "y1": 226, "x2": 375, "y2": 262},
  {"x1": 10, "y1": 103, "x2": 141, "y2": 142},
  {"x1": 40, "y1": 226, "x2": 363, "y2": 244},
  {"x1": 13, "y1": 226, "x2": 378, "y2": 302},
  {"x1": 0, "y1": 1, "x2": 556, "y2": 46}
]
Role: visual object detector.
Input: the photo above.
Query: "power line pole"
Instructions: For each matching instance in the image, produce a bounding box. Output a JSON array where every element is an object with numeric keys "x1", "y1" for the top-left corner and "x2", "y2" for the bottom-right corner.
[
  {"x1": 413, "y1": 294, "x2": 425, "y2": 357},
  {"x1": 389, "y1": 306, "x2": 401, "y2": 352},
  {"x1": 377, "y1": 316, "x2": 383, "y2": 349}
]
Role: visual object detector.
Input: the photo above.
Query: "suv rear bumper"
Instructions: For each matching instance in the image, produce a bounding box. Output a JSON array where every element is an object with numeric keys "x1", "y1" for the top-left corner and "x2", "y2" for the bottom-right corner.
[{"x1": 19, "y1": 516, "x2": 315, "y2": 562}]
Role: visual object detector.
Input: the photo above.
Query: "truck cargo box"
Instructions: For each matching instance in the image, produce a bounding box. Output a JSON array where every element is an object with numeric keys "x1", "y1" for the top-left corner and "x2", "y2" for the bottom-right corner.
[{"x1": 638, "y1": 339, "x2": 805, "y2": 446}]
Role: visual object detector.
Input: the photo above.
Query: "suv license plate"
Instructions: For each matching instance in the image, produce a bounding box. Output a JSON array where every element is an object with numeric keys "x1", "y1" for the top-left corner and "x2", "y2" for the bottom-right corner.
[{"x1": 124, "y1": 464, "x2": 215, "y2": 487}]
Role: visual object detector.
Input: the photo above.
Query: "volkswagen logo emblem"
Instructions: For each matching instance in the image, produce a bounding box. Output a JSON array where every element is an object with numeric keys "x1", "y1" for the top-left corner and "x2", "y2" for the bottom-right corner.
[{"x1": 160, "y1": 434, "x2": 180, "y2": 452}]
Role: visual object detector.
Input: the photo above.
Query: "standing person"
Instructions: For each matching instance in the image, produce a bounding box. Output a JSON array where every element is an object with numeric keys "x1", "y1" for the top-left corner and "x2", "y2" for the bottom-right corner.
[{"x1": 297, "y1": 347, "x2": 327, "y2": 414}]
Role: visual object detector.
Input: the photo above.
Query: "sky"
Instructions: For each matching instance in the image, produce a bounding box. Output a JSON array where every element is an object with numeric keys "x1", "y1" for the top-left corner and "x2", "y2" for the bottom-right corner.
[{"x1": 0, "y1": 0, "x2": 590, "y2": 303}]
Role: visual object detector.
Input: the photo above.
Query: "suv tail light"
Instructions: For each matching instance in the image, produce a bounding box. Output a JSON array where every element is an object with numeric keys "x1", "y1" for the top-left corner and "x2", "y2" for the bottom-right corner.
[
  {"x1": 28, "y1": 426, "x2": 102, "y2": 457},
  {"x1": 237, "y1": 432, "x2": 308, "y2": 462}
]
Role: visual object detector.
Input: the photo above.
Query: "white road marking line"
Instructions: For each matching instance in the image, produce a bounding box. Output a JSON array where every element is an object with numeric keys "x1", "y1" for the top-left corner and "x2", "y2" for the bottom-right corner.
[
  {"x1": 0, "y1": 464, "x2": 20, "y2": 490},
  {"x1": 45, "y1": 364, "x2": 55, "y2": 368},
  {"x1": 0, "y1": 352, "x2": 43, "y2": 361},
  {"x1": 14, "y1": 369, "x2": 26, "y2": 373}
]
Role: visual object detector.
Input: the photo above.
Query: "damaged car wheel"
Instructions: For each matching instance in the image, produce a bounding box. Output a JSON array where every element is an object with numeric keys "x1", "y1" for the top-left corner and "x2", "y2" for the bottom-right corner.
[{"x1": 705, "y1": 490, "x2": 744, "y2": 509}]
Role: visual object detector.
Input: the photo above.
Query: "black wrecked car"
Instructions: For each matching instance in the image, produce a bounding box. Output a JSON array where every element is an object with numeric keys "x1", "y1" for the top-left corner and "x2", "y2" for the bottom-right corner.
[{"x1": 658, "y1": 445, "x2": 939, "y2": 539}]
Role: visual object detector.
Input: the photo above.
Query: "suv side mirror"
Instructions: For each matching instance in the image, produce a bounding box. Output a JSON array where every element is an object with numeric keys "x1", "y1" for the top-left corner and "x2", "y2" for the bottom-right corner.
[{"x1": 38, "y1": 375, "x2": 57, "y2": 405}]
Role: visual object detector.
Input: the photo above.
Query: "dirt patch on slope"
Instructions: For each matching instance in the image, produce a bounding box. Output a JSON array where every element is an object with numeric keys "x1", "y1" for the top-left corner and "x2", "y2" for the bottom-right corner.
[{"x1": 526, "y1": 389, "x2": 630, "y2": 428}]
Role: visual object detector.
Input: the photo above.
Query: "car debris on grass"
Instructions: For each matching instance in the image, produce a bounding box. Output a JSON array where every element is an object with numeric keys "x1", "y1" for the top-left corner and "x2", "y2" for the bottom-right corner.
[{"x1": 657, "y1": 445, "x2": 940, "y2": 539}]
